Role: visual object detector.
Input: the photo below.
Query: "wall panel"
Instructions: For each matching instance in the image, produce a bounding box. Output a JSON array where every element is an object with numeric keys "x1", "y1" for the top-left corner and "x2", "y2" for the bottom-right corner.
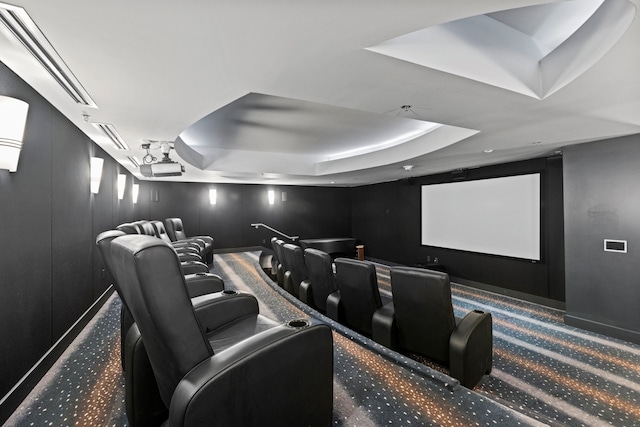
[{"x1": 564, "y1": 135, "x2": 640, "y2": 342}]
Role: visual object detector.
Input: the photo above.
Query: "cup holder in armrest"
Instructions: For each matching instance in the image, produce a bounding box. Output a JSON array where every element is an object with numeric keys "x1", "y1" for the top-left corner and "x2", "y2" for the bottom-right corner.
[
  {"x1": 195, "y1": 272, "x2": 208, "y2": 276},
  {"x1": 287, "y1": 319, "x2": 310, "y2": 329},
  {"x1": 222, "y1": 289, "x2": 237, "y2": 295}
]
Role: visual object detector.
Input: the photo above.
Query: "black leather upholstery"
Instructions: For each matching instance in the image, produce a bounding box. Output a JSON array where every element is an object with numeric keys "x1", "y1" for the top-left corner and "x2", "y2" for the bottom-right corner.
[
  {"x1": 96, "y1": 230, "x2": 225, "y2": 427},
  {"x1": 328, "y1": 258, "x2": 386, "y2": 337},
  {"x1": 111, "y1": 235, "x2": 334, "y2": 426},
  {"x1": 272, "y1": 239, "x2": 287, "y2": 287},
  {"x1": 372, "y1": 266, "x2": 493, "y2": 388},
  {"x1": 301, "y1": 248, "x2": 337, "y2": 313},
  {"x1": 116, "y1": 221, "x2": 206, "y2": 264},
  {"x1": 282, "y1": 243, "x2": 308, "y2": 297},
  {"x1": 165, "y1": 217, "x2": 214, "y2": 265}
]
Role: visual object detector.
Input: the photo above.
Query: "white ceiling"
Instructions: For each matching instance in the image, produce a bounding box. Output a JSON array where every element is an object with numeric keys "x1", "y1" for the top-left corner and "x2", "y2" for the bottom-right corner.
[{"x1": 1, "y1": 0, "x2": 639, "y2": 186}]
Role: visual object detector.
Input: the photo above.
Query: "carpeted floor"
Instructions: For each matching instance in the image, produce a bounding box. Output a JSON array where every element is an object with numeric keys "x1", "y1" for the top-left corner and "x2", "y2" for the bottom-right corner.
[{"x1": 6, "y1": 251, "x2": 640, "y2": 426}]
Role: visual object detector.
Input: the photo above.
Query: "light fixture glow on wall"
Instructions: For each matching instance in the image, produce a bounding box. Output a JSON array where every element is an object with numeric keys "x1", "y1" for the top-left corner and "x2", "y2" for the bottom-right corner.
[
  {"x1": 209, "y1": 188, "x2": 217, "y2": 205},
  {"x1": 90, "y1": 157, "x2": 104, "y2": 193},
  {"x1": 268, "y1": 189, "x2": 275, "y2": 205},
  {"x1": 132, "y1": 183, "x2": 139, "y2": 204},
  {"x1": 0, "y1": 95, "x2": 30, "y2": 172},
  {"x1": 117, "y1": 174, "x2": 126, "y2": 200}
]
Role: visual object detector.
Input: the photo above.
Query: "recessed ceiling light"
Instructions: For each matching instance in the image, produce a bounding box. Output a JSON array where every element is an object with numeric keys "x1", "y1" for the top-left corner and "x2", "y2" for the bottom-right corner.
[
  {"x1": 403, "y1": 165, "x2": 414, "y2": 171},
  {"x1": 483, "y1": 149, "x2": 494, "y2": 153}
]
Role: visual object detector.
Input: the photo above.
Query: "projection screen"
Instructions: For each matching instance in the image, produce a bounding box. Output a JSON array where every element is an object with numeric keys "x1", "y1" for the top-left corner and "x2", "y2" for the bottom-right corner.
[{"x1": 421, "y1": 173, "x2": 540, "y2": 260}]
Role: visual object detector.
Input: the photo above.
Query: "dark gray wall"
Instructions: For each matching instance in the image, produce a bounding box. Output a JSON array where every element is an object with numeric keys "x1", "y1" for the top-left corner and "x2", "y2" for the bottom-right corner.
[
  {"x1": 134, "y1": 182, "x2": 352, "y2": 249},
  {"x1": 0, "y1": 61, "x2": 138, "y2": 398},
  {"x1": 563, "y1": 134, "x2": 640, "y2": 343},
  {"x1": 351, "y1": 157, "x2": 565, "y2": 301}
]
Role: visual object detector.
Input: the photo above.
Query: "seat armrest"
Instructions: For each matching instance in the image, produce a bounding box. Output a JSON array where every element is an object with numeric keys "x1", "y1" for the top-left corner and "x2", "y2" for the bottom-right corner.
[
  {"x1": 372, "y1": 302, "x2": 396, "y2": 349},
  {"x1": 326, "y1": 290, "x2": 342, "y2": 322},
  {"x1": 180, "y1": 261, "x2": 209, "y2": 275},
  {"x1": 169, "y1": 323, "x2": 333, "y2": 427},
  {"x1": 449, "y1": 310, "x2": 493, "y2": 388},
  {"x1": 191, "y1": 292, "x2": 260, "y2": 333},
  {"x1": 299, "y1": 279, "x2": 312, "y2": 305},
  {"x1": 172, "y1": 242, "x2": 201, "y2": 252},
  {"x1": 177, "y1": 252, "x2": 203, "y2": 263},
  {"x1": 184, "y1": 273, "x2": 224, "y2": 297}
]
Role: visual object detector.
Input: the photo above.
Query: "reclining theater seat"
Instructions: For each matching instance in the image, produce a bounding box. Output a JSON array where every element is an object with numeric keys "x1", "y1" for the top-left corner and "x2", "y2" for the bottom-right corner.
[
  {"x1": 165, "y1": 217, "x2": 214, "y2": 265},
  {"x1": 96, "y1": 230, "x2": 226, "y2": 427},
  {"x1": 110, "y1": 234, "x2": 334, "y2": 426},
  {"x1": 282, "y1": 243, "x2": 308, "y2": 297},
  {"x1": 327, "y1": 258, "x2": 389, "y2": 337},
  {"x1": 372, "y1": 266, "x2": 493, "y2": 389},
  {"x1": 300, "y1": 248, "x2": 337, "y2": 313}
]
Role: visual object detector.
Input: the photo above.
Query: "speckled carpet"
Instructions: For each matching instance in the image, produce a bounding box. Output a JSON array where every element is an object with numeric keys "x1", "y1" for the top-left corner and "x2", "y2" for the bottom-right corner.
[{"x1": 6, "y1": 251, "x2": 640, "y2": 426}]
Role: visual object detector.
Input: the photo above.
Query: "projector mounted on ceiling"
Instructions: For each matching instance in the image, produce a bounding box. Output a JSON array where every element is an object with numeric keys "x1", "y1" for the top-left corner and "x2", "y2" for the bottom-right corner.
[{"x1": 140, "y1": 141, "x2": 185, "y2": 177}]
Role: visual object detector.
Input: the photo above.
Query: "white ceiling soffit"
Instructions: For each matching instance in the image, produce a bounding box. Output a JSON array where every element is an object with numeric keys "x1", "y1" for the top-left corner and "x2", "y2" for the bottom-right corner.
[
  {"x1": 174, "y1": 93, "x2": 478, "y2": 177},
  {"x1": 366, "y1": 0, "x2": 636, "y2": 100},
  {"x1": 0, "y1": 2, "x2": 97, "y2": 107}
]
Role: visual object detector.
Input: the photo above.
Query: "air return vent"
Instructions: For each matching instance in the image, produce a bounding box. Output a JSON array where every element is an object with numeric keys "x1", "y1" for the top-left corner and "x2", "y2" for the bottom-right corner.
[
  {"x1": 92, "y1": 123, "x2": 130, "y2": 150},
  {"x1": 0, "y1": 3, "x2": 97, "y2": 107}
]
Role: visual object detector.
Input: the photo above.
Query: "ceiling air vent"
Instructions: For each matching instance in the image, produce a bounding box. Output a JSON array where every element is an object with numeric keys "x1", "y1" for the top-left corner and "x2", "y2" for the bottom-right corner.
[
  {"x1": 0, "y1": 3, "x2": 97, "y2": 107},
  {"x1": 92, "y1": 123, "x2": 130, "y2": 150}
]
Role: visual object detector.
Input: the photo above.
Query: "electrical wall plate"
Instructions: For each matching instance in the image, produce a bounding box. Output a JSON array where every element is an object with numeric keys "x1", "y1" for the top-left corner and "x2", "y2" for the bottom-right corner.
[{"x1": 604, "y1": 239, "x2": 627, "y2": 253}]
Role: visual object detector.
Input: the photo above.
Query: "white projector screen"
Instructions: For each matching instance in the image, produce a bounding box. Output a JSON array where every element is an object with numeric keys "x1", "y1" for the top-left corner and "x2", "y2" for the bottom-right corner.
[{"x1": 421, "y1": 173, "x2": 541, "y2": 260}]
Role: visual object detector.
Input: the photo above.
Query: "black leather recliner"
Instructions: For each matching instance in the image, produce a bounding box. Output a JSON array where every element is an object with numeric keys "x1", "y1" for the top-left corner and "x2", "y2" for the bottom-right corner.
[
  {"x1": 96, "y1": 230, "x2": 226, "y2": 427},
  {"x1": 110, "y1": 235, "x2": 334, "y2": 427},
  {"x1": 372, "y1": 266, "x2": 492, "y2": 388},
  {"x1": 300, "y1": 248, "x2": 337, "y2": 313},
  {"x1": 327, "y1": 258, "x2": 390, "y2": 337},
  {"x1": 165, "y1": 217, "x2": 214, "y2": 265},
  {"x1": 282, "y1": 243, "x2": 308, "y2": 298}
]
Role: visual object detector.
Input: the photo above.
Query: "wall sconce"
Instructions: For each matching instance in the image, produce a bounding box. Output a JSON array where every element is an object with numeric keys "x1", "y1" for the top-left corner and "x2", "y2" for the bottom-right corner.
[
  {"x1": 132, "y1": 183, "x2": 139, "y2": 204},
  {"x1": 268, "y1": 189, "x2": 275, "y2": 205},
  {"x1": 90, "y1": 157, "x2": 104, "y2": 194},
  {"x1": 209, "y1": 188, "x2": 217, "y2": 205},
  {"x1": 0, "y1": 95, "x2": 29, "y2": 172},
  {"x1": 117, "y1": 174, "x2": 126, "y2": 200}
]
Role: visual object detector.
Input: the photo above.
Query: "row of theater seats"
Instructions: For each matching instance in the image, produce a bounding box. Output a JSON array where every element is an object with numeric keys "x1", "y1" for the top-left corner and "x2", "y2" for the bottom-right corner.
[
  {"x1": 96, "y1": 227, "x2": 334, "y2": 427},
  {"x1": 115, "y1": 218, "x2": 214, "y2": 266},
  {"x1": 270, "y1": 237, "x2": 493, "y2": 389}
]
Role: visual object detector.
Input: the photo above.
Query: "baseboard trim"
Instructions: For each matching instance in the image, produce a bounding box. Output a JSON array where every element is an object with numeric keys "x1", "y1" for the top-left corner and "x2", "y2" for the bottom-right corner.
[
  {"x1": 0, "y1": 286, "x2": 115, "y2": 425},
  {"x1": 564, "y1": 314, "x2": 640, "y2": 345}
]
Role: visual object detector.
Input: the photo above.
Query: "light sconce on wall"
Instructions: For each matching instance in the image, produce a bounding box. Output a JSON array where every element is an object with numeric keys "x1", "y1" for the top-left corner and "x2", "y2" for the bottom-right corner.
[
  {"x1": 209, "y1": 188, "x2": 217, "y2": 205},
  {"x1": 0, "y1": 95, "x2": 30, "y2": 172},
  {"x1": 132, "y1": 183, "x2": 139, "y2": 204},
  {"x1": 117, "y1": 174, "x2": 127, "y2": 200},
  {"x1": 90, "y1": 157, "x2": 104, "y2": 194},
  {"x1": 268, "y1": 189, "x2": 275, "y2": 205}
]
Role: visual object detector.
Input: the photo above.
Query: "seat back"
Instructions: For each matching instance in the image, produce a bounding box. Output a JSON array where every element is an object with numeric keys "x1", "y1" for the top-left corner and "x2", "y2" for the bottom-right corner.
[
  {"x1": 391, "y1": 266, "x2": 456, "y2": 363},
  {"x1": 150, "y1": 220, "x2": 173, "y2": 243},
  {"x1": 96, "y1": 230, "x2": 127, "y2": 289},
  {"x1": 304, "y1": 248, "x2": 337, "y2": 312},
  {"x1": 273, "y1": 239, "x2": 287, "y2": 286},
  {"x1": 116, "y1": 223, "x2": 140, "y2": 234},
  {"x1": 334, "y1": 258, "x2": 381, "y2": 336},
  {"x1": 282, "y1": 243, "x2": 308, "y2": 297},
  {"x1": 165, "y1": 217, "x2": 187, "y2": 241},
  {"x1": 136, "y1": 220, "x2": 156, "y2": 236},
  {"x1": 110, "y1": 235, "x2": 213, "y2": 407}
]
